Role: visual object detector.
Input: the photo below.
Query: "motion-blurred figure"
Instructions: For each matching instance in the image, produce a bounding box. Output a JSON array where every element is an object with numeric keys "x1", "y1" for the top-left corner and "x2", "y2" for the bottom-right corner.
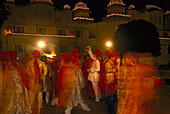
[
  {"x1": 104, "y1": 51, "x2": 118, "y2": 114},
  {"x1": 57, "y1": 51, "x2": 90, "y2": 114},
  {"x1": 0, "y1": 50, "x2": 32, "y2": 114},
  {"x1": 26, "y1": 50, "x2": 47, "y2": 114}
]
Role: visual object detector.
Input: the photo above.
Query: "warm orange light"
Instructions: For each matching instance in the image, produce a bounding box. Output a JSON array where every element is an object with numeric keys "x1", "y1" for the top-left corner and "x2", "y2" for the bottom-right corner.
[{"x1": 43, "y1": 51, "x2": 56, "y2": 58}]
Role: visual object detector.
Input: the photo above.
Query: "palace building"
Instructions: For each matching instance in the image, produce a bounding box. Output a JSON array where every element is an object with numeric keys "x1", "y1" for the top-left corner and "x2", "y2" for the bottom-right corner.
[{"x1": 0, "y1": 0, "x2": 170, "y2": 65}]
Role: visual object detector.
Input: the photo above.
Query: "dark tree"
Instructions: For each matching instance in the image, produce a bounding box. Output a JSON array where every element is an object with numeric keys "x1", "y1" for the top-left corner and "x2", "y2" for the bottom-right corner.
[
  {"x1": 113, "y1": 20, "x2": 161, "y2": 56},
  {"x1": 0, "y1": 0, "x2": 10, "y2": 50}
]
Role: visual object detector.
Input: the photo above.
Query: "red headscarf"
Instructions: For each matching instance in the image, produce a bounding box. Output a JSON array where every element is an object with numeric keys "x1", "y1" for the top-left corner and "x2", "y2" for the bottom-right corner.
[
  {"x1": 79, "y1": 54, "x2": 83, "y2": 59},
  {"x1": 109, "y1": 51, "x2": 117, "y2": 57},
  {"x1": 31, "y1": 50, "x2": 41, "y2": 83}
]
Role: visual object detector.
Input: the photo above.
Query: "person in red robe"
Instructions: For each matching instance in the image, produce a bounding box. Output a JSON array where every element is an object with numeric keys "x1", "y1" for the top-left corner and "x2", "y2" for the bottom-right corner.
[{"x1": 83, "y1": 55, "x2": 95, "y2": 99}]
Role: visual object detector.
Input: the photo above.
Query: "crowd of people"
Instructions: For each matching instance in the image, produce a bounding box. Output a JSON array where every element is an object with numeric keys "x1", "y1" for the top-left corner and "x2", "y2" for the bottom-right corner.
[{"x1": 0, "y1": 46, "x2": 160, "y2": 114}]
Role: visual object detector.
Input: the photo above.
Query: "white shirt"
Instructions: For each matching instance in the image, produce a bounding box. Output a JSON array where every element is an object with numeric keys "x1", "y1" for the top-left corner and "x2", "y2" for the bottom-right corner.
[{"x1": 88, "y1": 50, "x2": 100, "y2": 82}]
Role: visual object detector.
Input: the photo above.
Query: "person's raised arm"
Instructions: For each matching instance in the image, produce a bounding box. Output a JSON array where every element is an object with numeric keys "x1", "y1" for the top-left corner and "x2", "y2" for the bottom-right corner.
[{"x1": 87, "y1": 46, "x2": 95, "y2": 60}]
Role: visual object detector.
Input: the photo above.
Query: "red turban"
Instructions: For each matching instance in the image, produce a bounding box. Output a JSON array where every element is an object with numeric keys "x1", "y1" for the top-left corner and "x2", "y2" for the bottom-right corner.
[
  {"x1": 8, "y1": 50, "x2": 17, "y2": 61},
  {"x1": 72, "y1": 48, "x2": 79, "y2": 57},
  {"x1": 31, "y1": 50, "x2": 40, "y2": 58},
  {"x1": 124, "y1": 54, "x2": 131, "y2": 58},
  {"x1": 79, "y1": 54, "x2": 83, "y2": 59},
  {"x1": 94, "y1": 48, "x2": 103, "y2": 57},
  {"x1": 109, "y1": 51, "x2": 117, "y2": 57}
]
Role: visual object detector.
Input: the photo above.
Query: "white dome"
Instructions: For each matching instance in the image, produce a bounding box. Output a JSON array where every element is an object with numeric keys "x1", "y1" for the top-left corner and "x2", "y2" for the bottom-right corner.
[
  {"x1": 63, "y1": 4, "x2": 70, "y2": 10},
  {"x1": 145, "y1": 5, "x2": 163, "y2": 11},
  {"x1": 30, "y1": 0, "x2": 53, "y2": 4},
  {"x1": 74, "y1": 2, "x2": 89, "y2": 10},
  {"x1": 128, "y1": 5, "x2": 135, "y2": 10}
]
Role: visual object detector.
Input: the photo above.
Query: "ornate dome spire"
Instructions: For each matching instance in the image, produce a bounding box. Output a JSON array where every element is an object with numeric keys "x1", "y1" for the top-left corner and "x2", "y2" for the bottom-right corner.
[
  {"x1": 63, "y1": 4, "x2": 70, "y2": 10},
  {"x1": 73, "y1": 2, "x2": 89, "y2": 10},
  {"x1": 108, "y1": 0, "x2": 125, "y2": 6},
  {"x1": 30, "y1": 0, "x2": 53, "y2": 4},
  {"x1": 128, "y1": 5, "x2": 135, "y2": 10},
  {"x1": 6, "y1": 0, "x2": 14, "y2": 2}
]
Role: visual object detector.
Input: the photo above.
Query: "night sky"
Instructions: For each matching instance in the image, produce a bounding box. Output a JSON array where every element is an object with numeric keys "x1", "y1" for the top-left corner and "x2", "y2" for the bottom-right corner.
[{"x1": 1, "y1": 0, "x2": 170, "y2": 22}]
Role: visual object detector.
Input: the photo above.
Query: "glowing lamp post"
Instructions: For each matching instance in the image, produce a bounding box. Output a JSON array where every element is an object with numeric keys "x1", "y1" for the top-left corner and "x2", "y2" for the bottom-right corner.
[
  {"x1": 38, "y1": 41, "x2": 45, "y2": 48},
  {"x1": 106, "y1": 41, "x2": 112, "y2": 49}
]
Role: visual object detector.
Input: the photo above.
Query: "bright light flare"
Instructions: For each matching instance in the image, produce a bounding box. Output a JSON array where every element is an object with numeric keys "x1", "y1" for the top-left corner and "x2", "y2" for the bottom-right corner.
[
  {"x1": 106, "y1": 41, "x2": 112, "y2": 47},
  {"x1": 38, "y1": 41, "x2": 45, "y2": 48},
  {"x1": 43, "y1": 51, "x2": 56, "y2": 58}
]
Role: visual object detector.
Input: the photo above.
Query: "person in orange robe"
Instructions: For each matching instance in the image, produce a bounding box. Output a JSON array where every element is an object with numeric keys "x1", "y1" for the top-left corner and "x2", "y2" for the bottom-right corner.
[
  {"x1": 26, "y1": 50, "x2": 47, "y2": 114},
  {"x1": 0, "y1": 50, "x2": 32, "y2": 114}
]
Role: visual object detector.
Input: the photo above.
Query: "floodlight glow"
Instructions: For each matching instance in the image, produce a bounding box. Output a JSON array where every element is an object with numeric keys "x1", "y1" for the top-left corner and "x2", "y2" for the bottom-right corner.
[
  {"x1": 106, "y1": 41, "x2": 112, "y2": 47},
  {"x1": 38, "y1": 41, "x2": 45, "y2": 48}
]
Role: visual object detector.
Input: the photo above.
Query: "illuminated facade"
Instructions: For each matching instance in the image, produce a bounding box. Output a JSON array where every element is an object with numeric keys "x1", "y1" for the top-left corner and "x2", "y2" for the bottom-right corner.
[{"x1": 0, "y1": 0, "x2": 170, "y2": 64}]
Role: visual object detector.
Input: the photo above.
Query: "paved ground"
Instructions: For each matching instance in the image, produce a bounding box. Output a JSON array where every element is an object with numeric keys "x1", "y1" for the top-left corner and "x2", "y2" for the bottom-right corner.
[{"x1": 40, "y1": 87, "x2": 170, "y2": 114}]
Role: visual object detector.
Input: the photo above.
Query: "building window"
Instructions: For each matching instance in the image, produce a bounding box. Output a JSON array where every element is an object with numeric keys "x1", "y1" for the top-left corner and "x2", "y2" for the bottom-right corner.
[
  {"x1": 75, "y1": 31, "x2": 83, "y2": 38},
  {"x1": 149, "y1": 15, "x2": 153, "y2": 23},
  {"x1": 57, "y1": 28, "x2": 66, "y2": 35},
  {"x1": 59, "y1": 45, "x2": 68, "y2": 53},
  {"x1": 13, "y1": 26, "x2": 24, "y2": 33},
  {"x1": 89, "y1": 30, "x2": 96, "y2": 38},
  {"x1": 36, "y1": 27, "x2": 46, "y2": 34},
  {"x1": 164, "y1": 32, "x2": 168, "y2": 37},
  {"x1": 159, "y1": 16, "x2": 161, "y2": 24},
  {"x1": 168, "y1": 46, "x2": 170, "y2": 54},
  {"x1": 154, "y1": 15, "x2": 157, "y2": 24},
  {"x1": 15, "y1": 44, "x2": 25, "y2": 53}
]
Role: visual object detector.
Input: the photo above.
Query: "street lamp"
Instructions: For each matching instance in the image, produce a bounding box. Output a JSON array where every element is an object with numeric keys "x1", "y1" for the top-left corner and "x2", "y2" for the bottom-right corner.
[
  {"x1": 106, "y1": 41, "x2": 112, "y2": 48},
  {"x1": 38, "y1": 41, "x2": 45, "y2": 48}
]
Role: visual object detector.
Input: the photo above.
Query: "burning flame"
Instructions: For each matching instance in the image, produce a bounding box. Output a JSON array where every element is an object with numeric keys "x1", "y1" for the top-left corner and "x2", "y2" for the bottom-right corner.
[{"x1": 43, "y1": 51, "x2": 56, "y2": 58}]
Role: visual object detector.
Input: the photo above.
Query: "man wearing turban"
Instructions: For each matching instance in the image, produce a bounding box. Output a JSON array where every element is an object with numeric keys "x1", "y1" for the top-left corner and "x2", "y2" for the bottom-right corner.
[
  {"x1": 104, "y1": 50, "x2": 118, "y2": 114},
  {"x1": 26, "y1": 50, "x2": 47, "y2": 114},
  {"x1": 87, "y1": 47, "x2": 102, "y2": 102}
]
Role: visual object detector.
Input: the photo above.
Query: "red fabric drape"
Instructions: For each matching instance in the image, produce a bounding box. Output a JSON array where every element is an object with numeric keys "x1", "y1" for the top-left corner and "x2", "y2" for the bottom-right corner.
[
  {"x1": 34, "y1": 58, "x2": 41, "y2": 83},
  {"x1": 98, "y1": 57, "x2": 106, "y2": 97},
  {"x1": 83, "y1": 57, "x2": 95, "y2": 98}
]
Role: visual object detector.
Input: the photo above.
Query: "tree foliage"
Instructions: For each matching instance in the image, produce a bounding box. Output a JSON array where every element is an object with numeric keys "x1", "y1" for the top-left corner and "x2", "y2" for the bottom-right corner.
[
  {"x1": 0, "y1": 0, "x2": 10, "y2": 50},
  {"x1": 113, "y1": 20, "x2": 161, "y2": 56}
]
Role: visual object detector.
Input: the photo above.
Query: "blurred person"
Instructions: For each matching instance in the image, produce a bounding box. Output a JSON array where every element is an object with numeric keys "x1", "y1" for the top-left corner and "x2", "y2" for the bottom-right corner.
[
  {"x1": 57, "y1": 52, "x2": 90, "y2": 114},
  {"x1": 39, "y1": 55, "x2": 52, "y2": 104},
  {"x1": 79, "y1": 53, "x2": 84, "y2": 69},
  {"x1": 50, "y1": 57, "x2": 62, "y2": 106},
  {"x1": 104, "y1": 50, "x2": 118, "y2": 114},
  {"x1": 117, "y1": 53, "x2": 137, "y2": 114},
  {"x1": 23, "y1": 52, "x2": 31, "y2": 67},
  {"x1": 83, "y1": 55, "x2": 95, "y2": 99},
  {"x1": 102, "y1": 48, "x2": 110, "y2": 64},
  {"x1": 118, "y1": 53, "x2": 159, "y2": 114},
  {"x1": 0, "y1": 50, "x2": 32, "y2": 114},
  {"x1": 87, "y1": 47, "x2": 103, "y2": 102},
  {"x1": 26, "y1": 50, "x2": 47, "y2": 114}
]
